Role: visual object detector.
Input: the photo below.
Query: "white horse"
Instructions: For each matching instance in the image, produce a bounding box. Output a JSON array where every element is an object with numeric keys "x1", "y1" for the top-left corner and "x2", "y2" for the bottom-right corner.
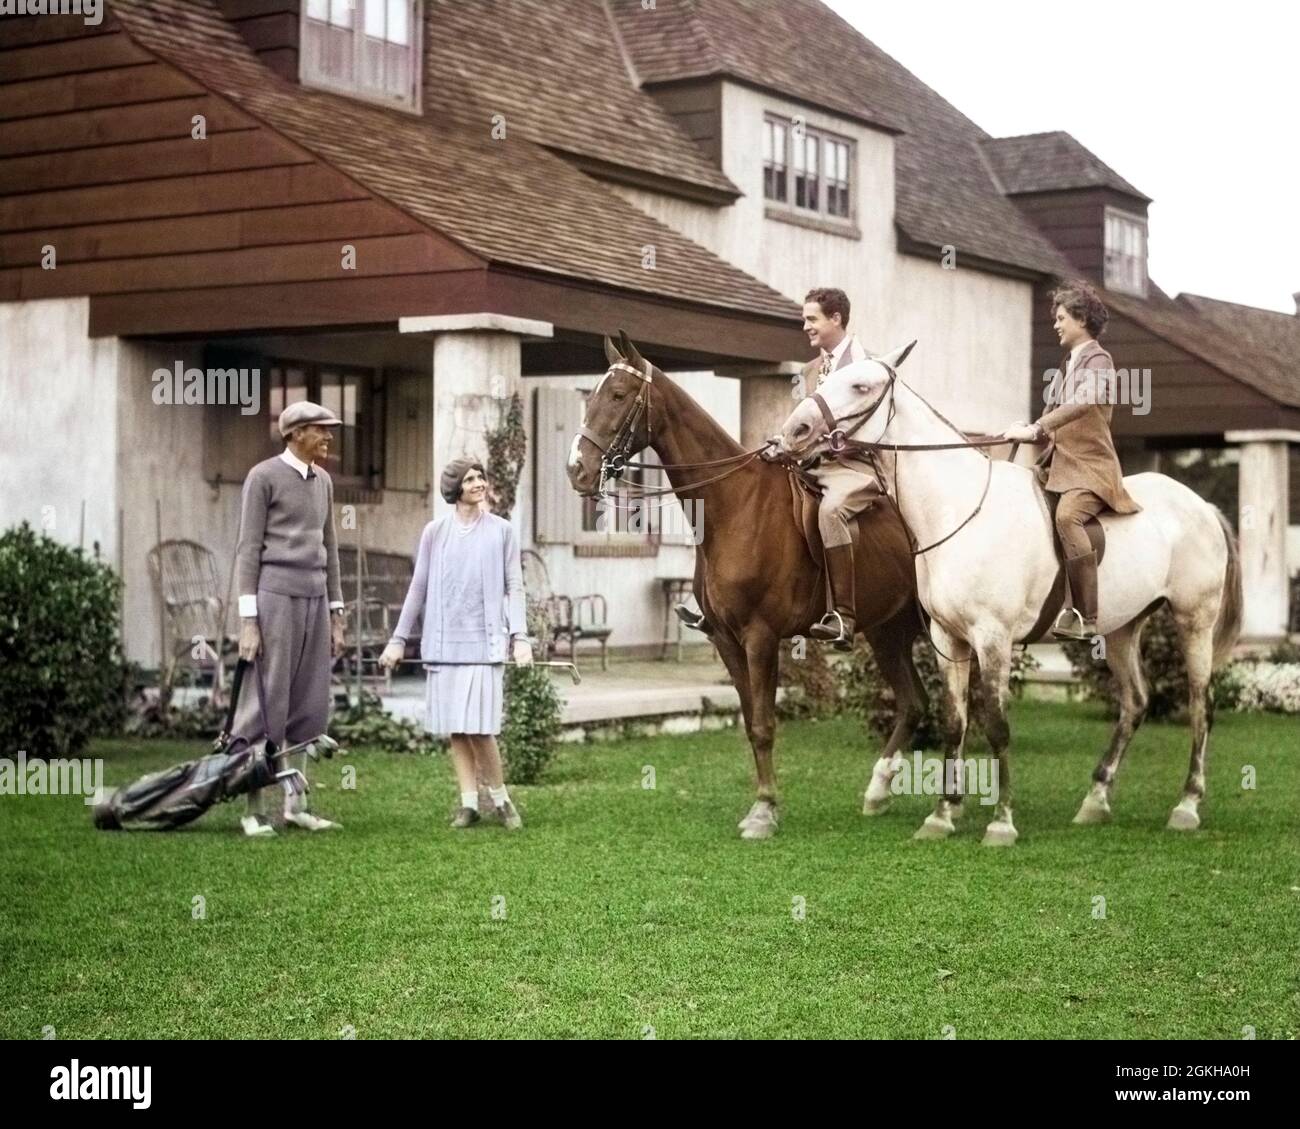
[{"x1": 779, "y1": 343, "x2": 1242, "y2": 845}]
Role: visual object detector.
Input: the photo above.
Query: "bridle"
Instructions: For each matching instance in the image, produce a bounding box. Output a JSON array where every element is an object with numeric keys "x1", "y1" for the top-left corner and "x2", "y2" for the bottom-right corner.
[
  {"x1": 797, "y1": 361, "x2": 999, "y2": 558},
  {"x1": 578, "y1": 361, "x2": 767, "y2": 502}
]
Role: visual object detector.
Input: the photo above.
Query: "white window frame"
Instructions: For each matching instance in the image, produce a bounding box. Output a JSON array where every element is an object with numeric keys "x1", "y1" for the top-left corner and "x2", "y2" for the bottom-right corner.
[
  {"x1": 1104, "y1": 206, "x2": 1148, "y2": 298},
  {"x1": 300, "y1": 0, "x2": 423, "y2": 114},
  {"x1": 762, "y1": 113, "x2": 855, "y2": 227}
]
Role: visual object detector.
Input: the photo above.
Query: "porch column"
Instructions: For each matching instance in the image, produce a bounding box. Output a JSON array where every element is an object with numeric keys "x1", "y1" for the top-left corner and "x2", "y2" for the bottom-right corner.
[
  {"x1": 716, "y1": 362, "x2": 805, "y2": 451},
  {"x1": 1225, "y1": 429, "x2": 1296, "y2": 642},
  {"x1": 399, "y1": 314, "x2": 552, "y2": 523}
]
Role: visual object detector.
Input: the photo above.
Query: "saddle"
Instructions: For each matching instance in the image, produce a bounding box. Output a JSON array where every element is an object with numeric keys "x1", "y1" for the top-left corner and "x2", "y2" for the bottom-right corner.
[
  {"x1": 787, "y1": 466, "x2": 881, "y2": 562},
  {"x1": 1020, "y1": 469, "x2": 1107, "y2": 643}
]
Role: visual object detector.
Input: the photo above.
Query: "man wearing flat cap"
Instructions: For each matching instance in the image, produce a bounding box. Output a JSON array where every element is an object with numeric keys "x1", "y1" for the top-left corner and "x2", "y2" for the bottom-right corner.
[{"x1": 232, "y1": 400, "x2": 346, "y2": 837}]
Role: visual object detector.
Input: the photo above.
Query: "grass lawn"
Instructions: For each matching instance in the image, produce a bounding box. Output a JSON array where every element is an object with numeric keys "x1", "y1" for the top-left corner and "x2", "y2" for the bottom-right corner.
[{"x1": 1, "y1": 700, "x2": 1296, "y2": 1039}]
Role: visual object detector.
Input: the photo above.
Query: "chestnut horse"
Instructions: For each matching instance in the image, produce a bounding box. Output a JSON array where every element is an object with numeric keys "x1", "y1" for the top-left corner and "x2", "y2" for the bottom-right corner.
[{"x1": 565, "y1": 332, "x2": 926, "y2": 839}]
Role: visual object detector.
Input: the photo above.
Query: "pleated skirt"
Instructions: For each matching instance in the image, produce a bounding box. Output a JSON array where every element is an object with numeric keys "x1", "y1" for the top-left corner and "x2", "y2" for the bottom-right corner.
[{"x1": 422, "y1": 663, "x2": 505, "y2": 736}]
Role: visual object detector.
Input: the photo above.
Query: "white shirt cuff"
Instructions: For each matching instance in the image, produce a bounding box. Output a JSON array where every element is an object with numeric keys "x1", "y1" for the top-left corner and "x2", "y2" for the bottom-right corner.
[
  {"x1": 238, "y1": 594, "x2": 257, "y2": 617},
  {"x1": 329, "y1": 601, "x2": 345, "y2": 612}
]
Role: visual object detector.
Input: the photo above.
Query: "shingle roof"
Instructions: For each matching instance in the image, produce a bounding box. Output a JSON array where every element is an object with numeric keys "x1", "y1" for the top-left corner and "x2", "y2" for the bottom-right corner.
[
  {"x1": 1174, "y1": 293, "x2": 1300, "y2": 406},
  {"x1": 980, "y1": 131, "x2": 1151, "y2": 201},
  {"x1": 106, "y1": 0, "x2": 800, "y2": 323},
  {"x1": 608, "y1": 0, "x2": 1073, "y2": 277},
  {"x1": 420, "y1": 0, "x2": 739, "y2": 200},
  {"x1": 1103, "y1": 288, "x2": 1300, "y2": 409}
]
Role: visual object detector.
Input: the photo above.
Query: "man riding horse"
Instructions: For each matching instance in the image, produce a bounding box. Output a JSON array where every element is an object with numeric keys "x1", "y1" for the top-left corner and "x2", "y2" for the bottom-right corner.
[
  {"x1": 677, "y1": 287, "x2": 878, "y2": 650},
  {"x1": 999, "y1": 279, "x2": 1142, "y2": 640}
]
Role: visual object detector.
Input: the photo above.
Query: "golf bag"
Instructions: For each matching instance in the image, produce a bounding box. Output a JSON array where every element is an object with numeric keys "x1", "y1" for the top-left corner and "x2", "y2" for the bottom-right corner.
[{"x1": 92, "y1": 659, "x2": 302, "y2": 831}]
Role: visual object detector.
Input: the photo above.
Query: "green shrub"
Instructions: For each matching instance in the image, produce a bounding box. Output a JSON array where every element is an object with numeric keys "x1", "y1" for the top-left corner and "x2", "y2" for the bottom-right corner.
[
  {"x1": 501, "y1": 660, "x2": 563, "y2": 784},
  {"x1": 775, "y1": 628, "x2": 1038, "y2": 746},
  {"x1": 0, "y1": 522, "x2": 127, "y2": 758},
  {"x1": 1060, "y1": 602, "x2": 1237, "y2": 720},
  {"x1": 1265, "y1": 640, "x2": 1300, "y2": 664},
  {"x1": 775, "y1": 638, "x2": 841, "y2": 720},
  {"x1": 329, "y1": 688, "x2": 444, "y2": 755},
  {"x1": 845, "y1": 634, "x2": 1038, "y2": 749}
]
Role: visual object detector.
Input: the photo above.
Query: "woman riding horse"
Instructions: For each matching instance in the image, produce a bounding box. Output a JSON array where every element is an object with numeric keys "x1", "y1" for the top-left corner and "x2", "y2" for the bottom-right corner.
[{"x1": 999, "y1": 280, "x2": 1141, "y2": 640}]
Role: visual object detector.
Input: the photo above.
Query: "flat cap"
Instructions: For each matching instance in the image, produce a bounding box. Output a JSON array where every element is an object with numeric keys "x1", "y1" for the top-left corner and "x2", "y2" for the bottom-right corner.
[{"x1": 278, "y1": 400, "x2": 342, "y2": 438}]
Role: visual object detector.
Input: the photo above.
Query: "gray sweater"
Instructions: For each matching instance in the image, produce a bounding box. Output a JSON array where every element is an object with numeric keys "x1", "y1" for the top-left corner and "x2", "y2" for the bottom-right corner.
[{"x1": 236, "y1": 455, "x2": 342, "y2": 606}]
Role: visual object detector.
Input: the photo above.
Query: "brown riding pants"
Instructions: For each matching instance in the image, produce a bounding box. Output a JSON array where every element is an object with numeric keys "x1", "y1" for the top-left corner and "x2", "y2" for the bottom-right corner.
[
  {"x1": 1053, "y1": 489, "x2": 1107, "y2": 559},
  {"x1": 812, "y1": 456, "x2": 881, "y2": 549}
]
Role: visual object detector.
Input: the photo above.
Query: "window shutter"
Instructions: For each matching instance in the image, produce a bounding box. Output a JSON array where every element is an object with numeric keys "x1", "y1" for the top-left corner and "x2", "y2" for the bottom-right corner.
[
  {"x1": 202, "y1": 348, "x2": 274, "y2": 484},
  {"x1": 533, "y1": 387, "x2": 584, "y2": 543}
]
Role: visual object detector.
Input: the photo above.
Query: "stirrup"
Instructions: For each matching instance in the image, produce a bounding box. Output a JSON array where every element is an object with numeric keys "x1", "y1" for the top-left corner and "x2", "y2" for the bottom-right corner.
[
  {"x1": 810, "y1": 610, "x2": 854, "y2": 649},
  {"x1": 1051, "y1": 607, "x2": 1093, "y2": 641}
]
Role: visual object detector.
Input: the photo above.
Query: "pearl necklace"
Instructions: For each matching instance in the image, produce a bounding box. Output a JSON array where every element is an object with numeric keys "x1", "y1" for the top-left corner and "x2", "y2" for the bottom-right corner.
[{"x1": 453, "y1": 509, "x2": 483, "y2": 536}]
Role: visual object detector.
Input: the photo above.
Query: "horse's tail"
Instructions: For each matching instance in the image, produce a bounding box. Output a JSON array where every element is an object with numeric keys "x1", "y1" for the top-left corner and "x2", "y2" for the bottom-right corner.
[{"x1": 1211, "y1": 506, "x2": 1243, "y2": 670}]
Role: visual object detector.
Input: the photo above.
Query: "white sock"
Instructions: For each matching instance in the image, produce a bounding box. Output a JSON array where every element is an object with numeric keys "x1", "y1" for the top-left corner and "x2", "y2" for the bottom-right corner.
[
  {"x1": 460, "y1": 790, "x2": 479, "y2": 811},
  {"x1": 488, "y1": 785, "x2": 510, "y2": 807}
]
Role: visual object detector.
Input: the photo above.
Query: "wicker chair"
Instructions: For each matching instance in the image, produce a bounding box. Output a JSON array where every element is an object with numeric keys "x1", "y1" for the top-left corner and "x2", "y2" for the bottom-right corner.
[
  {"x1": 337, "y1": 547, "x2": 416, "y2": 691},
  {"x1": 521, "y1": 549, "x2": 612, "y2": 671},
  {"x1": 146, "y1": 539, "x2": 230, "y2": 695}
]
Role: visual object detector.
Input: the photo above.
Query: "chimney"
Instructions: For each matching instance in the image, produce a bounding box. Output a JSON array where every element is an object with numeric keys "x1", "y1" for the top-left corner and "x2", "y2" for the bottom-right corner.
[{"x1": 1293, "y1": 291, "x2": 1299, "y2": 316}]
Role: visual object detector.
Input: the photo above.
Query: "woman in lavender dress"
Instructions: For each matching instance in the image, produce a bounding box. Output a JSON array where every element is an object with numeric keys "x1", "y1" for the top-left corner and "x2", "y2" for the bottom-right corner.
[{"x1": 379, "y1": 457, "x2": 532, "y2": 829}]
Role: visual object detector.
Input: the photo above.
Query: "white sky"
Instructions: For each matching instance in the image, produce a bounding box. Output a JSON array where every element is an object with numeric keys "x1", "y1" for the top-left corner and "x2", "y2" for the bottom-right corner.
[{"x1": 823, "y1": 0, "x2": 1300, "y2": 313}]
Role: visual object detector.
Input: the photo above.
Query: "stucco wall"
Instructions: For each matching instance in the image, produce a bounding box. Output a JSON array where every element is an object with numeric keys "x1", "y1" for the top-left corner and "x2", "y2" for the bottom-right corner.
[{"x1": 0, "y1": 298, "x2": 120, "y2": 562}]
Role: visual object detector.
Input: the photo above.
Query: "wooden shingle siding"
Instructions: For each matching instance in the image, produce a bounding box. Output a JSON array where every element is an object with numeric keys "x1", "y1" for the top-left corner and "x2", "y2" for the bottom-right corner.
[
  {"x1": 0, "y1": 96, "x2": 251, "y2": 156},
  {"x1": 1010, "y1": 187, "x2": 1148, "y2": 280},
  {"x1": 645, "y1": 80, "x2": 723, "y2": 165},
  {"x1": 218, "y1": 0, "x2": 302, "y2": 80},
  {"x1": 0, "y1": 15, "x2": 486, "y2": 326}
]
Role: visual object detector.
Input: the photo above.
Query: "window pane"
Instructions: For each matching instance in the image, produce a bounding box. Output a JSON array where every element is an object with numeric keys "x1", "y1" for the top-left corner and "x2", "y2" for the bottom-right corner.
[
  {"x1": 763, "y1": 121, "x2": 773, "y2": 163},
  {"x1": 387, "y1": 0, "x2": 409, "y2": 45},
  {"x1": 307, "y1": 0, "x2": 328, "y2": 20},
  {"x1": 793, "y1": 134, "x2": 805, "y2": 174},
  {"x1": 329, "y1": 0, "x2": 352, "y2": 27},
  {"x1": 365, "y1": 0, "x2": 384, "y2": 38}
]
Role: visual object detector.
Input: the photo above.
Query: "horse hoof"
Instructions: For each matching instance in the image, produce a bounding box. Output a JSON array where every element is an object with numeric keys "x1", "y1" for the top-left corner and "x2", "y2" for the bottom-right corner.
[
  {"x1": 863, "y1": 794, "x2": 891, "y2": 816},
  {"x1": 913, "y1": 814, "x2": 955, "y2": 841},
  {"x1": 740, "y1": 819, "x2": 776, "y2": 840},
  {"x1": 982, "y1": 821, "x2": 1018, "y2": 847},
  {"x1": 1166, "y1": 801, "x2": 1200, "y2": 832},
  {"x1": 1072, "y1": 795, "x2": 1112, "y2": 825}
]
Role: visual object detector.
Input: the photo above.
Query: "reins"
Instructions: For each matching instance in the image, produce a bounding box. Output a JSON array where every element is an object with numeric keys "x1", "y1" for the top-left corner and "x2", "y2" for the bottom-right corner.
[{"x1": 583, "y1": 361, "x2": 771, "y2": 501}]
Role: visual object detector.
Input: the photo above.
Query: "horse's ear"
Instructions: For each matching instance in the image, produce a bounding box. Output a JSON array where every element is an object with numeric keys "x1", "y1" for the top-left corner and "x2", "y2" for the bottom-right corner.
[
  {"x1": 618, "y1": 330, "x2": 647, "y2": 372},
  {"x1": 876, "y1": 340, "x2": 917, "y2": 370},
  {"x1": 603, "y1": 336, "x2": 623, "y2": 366}
]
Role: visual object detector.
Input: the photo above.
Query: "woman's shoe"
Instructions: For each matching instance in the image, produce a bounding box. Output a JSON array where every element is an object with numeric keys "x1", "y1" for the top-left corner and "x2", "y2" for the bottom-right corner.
[
  {"x1": 450, "y1": 806, "x2": 481, "y2": 828},
  {"x1": 496, "y1": 800, "x2": 523, "y2": 830}
]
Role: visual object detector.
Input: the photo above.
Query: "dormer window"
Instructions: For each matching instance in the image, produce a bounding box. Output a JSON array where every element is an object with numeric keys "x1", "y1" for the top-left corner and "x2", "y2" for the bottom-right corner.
[
  {"x1": 763, "y1": 114, "x2": 855, "y2": 230},
  {"x1": 1104, "y1": 207, "x2": 1148, "y2": 297},
  {"x1": 302, "y1": 0, "x2": 422, "y2": 112}
]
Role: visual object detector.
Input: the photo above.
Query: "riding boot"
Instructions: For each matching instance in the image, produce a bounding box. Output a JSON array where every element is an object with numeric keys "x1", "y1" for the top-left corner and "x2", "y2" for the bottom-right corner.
[
  {"x1": 1052, "y1": 551, "x2": 1099, "y2": 641},
  {"x1": 675, "y1": 602, "x2": 714, "y2": 636},
  {"x1": 809, "y1": 543, "x2": 857, "y2": 651}
]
